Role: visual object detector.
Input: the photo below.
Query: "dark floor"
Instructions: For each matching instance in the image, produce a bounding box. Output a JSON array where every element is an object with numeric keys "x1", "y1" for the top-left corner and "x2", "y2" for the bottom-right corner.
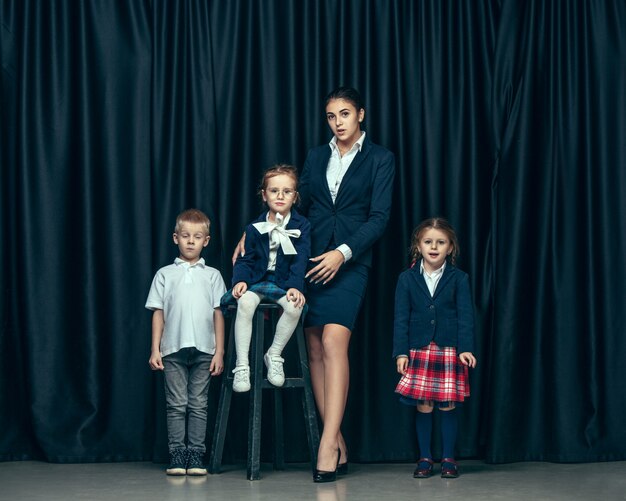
[{"x1": 1, "y1": 460, "x2": 624, "y2": 501}]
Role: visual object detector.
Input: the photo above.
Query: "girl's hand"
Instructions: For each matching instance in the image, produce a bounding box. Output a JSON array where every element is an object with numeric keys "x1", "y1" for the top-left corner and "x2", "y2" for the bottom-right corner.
[
  {"x1": 459, "y1": 352, "x2": 477, "y2": 368},
  {"x1": 233, "y1": 282, "x2": 248, "y2": 298},
  {"x1": 231, "y1": 233, "x2": 246, "y2": 265},
  {"x1": 149, "y1": 352, "x2": 164, "y2": 371},
  {"x1": 305, "y1": 250, "x2": 345, "y2": 284},
  {"x1": 286, "y1": 288, "x2": 306, "y2": 308},
  {"x1": 396, "y1": 356, "x2": 409, "y2": 375},
  {"x1": 210, "y1": 353, "x2": 224, "y2": 376}
]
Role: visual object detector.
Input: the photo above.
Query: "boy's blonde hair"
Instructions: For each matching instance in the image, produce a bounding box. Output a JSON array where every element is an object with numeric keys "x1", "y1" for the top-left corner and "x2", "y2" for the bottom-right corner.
[{"x1": 174, "y1": 208, "x2": 211, "y2": 235}]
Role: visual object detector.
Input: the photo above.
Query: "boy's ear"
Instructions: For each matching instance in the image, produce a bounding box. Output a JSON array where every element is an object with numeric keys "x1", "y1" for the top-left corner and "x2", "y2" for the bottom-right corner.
[
  {"x1": 172, "y1": 232, "x2": 179, "y2": 244},
  {"x1": 203, "y1": 235, "x2": 210, "y2": 247}
]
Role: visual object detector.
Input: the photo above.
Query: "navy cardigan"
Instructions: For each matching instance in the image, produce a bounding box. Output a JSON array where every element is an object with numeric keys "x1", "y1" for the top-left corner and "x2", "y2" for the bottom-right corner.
[
  {"x1": 232, "y1": 209, "x2": 311, "y2": 293},
  {"x1": 392, "y1": 264, "x2": 476, "y2": 357}
]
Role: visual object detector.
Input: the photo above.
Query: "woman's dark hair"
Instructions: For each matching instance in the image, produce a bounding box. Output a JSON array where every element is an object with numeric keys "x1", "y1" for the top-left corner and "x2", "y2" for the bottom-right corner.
[{"x1": 325, "y1": 86, "x2": 365, "y2": 112}]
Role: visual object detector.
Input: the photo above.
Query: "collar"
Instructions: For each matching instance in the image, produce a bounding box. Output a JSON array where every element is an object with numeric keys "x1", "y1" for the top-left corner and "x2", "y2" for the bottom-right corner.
[
  {"x1": 419, "y1": 259, "x2": 446, "y2": 277},
  {"x1": 266, "y1": 211, "x2": 291, "y2": 227},
  {"x1": 175, "y1": 257, "x2": 206, "y2": 267},
  {"x1": 329, "y1": 131, "x2": 366, "y2": 154}
]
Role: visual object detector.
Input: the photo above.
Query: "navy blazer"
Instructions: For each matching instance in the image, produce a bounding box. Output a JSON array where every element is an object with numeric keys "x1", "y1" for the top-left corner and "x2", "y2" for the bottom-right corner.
[
  {"x1": 232, "y1": 209, "x2": 311, "y2": 292},
  {"x1": 299, "y1": 135, "x2": 395, "y2": 267},
  {"x1": 392, "y1": 264, "x2": 475, "y2": 357}
]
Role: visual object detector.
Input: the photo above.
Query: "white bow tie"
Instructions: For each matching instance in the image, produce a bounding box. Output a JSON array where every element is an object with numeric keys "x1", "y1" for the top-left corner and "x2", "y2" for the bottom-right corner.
[{"x1": 252, "y1": 219, "x2": 301, "y2": 255}]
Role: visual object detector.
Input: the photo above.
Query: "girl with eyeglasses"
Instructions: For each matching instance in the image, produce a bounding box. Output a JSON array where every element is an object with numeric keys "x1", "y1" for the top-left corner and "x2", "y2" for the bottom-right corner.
[{"x1": 222, "y1": 164, "x2": 310, "y2": 392}]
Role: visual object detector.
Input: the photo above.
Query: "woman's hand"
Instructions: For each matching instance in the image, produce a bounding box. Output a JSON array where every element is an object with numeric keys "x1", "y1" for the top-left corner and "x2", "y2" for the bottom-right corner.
[
  {"x1": 231, "y1": 233, "x2": 246, "y2": 265},
  {"x1": 286, "y1": 288, "x2": 306, "y2": 308},
  {"x1": 305, "y1": 250, "x2": 345, "y2": 284},
  {"x1": 396, "y1": 356, "x2": 408, "y2": 375},
  {"x1": 459, "y1": 352, "x2": 477, "y2": 368},
  {"x1": 232, "y1": 282, "x2": 248, "y2": 299}
]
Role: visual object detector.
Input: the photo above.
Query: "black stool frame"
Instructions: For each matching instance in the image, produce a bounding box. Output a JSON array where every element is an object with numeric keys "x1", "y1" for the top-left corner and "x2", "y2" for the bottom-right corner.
[{"x1": 209, "y1": 303, "x2": 320, "y2": 480}]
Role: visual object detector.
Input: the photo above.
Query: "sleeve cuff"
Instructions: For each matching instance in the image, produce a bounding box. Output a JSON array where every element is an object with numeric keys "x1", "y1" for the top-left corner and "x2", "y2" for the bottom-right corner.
[{"x1": 336, "y1": 244, "x2": 352, "y2": 262}]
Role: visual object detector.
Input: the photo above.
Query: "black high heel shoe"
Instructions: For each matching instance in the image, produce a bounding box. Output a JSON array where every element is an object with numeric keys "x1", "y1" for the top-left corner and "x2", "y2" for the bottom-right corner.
[
  {"x1": 337, "y1": 445, "x2": 348, "y2": 476},
  {"x1": 313, "y1": 449, "x2": 340, "y2": 483},
  {"x1": 337, "y1": 461, "x2": 348, "y2": 476}
]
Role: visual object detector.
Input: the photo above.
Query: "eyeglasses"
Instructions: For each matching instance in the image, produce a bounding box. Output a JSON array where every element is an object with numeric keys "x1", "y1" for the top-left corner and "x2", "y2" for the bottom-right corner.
[{"x1": 265, "y1": 188, "x2": 296, "y2": 198}]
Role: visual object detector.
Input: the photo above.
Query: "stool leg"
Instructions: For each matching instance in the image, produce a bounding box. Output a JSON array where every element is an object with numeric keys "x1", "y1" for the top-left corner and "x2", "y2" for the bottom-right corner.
[
  {"x1": 209, "y1": 317, "x2": 236, "y2": 474},
  {"x1": 247, "y1": 309, "x2": 264, "y2": 480},
  {"x1": 295, "y1": 322, "x2": 321, "y2": 473},
  {"x1": 273, "y1": 388, "x2": 285, "y2": 470},
  {"x1": 271, "y1": 307, "x2": 286, "y2": 471}
]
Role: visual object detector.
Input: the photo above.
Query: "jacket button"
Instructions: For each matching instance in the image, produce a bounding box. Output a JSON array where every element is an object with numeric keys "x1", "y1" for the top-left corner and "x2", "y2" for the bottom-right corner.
[
  {"x1": 430, "y1": 320, "x2": 435, "y2": 325},
  {"x1": 429, "y1": 305, "x2": 434, "y2": 309}
]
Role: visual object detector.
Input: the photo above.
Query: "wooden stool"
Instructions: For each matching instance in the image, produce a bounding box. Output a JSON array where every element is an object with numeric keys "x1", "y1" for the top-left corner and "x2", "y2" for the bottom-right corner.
[{"x1": 209, "y1": 303, "x2": 320, "y2": 480}]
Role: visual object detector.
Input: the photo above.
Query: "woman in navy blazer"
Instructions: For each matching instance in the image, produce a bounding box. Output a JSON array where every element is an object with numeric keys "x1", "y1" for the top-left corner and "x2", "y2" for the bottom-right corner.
[{"x1": 299, "y1": 87, "x2": 395, "y2": 482}]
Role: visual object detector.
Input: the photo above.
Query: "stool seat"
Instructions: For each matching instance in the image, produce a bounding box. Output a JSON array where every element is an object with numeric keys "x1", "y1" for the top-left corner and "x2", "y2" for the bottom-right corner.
[{"x1": 209, "y1": 302, "x2": 320, "y2": 480}]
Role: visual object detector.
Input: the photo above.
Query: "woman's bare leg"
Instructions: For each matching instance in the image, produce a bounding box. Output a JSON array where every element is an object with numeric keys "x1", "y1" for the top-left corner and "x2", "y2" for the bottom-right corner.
[{"x1": 306, "y1": 323, "x2": 351, "y2": 471}]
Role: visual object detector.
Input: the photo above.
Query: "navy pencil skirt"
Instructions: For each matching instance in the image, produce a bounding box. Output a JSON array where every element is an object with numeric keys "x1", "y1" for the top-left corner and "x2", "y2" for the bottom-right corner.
[{"x1": 303, "y1": 261, "x2": 369, "y2": 331}]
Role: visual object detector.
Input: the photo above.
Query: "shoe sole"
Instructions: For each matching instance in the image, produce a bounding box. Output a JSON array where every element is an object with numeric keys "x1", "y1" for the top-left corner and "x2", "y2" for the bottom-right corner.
[
  {"x1": 267, "y1": 377, "x2": 284, "y2": 387},
  {"x1": 187, "y1": 468, "x2": 207, "y2": 476},
  {"x1": 166, "y1": 468, "x2": 186, "y2": 476}
]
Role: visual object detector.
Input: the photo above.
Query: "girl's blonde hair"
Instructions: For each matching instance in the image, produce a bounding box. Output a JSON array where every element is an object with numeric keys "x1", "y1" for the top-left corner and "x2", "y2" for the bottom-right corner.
[
  {"x1": 258, "y1": 163, "x2": 300, "y2": 204},
  {"x1": 409, "y1": 217, "x2": 460, "y2": 266}
]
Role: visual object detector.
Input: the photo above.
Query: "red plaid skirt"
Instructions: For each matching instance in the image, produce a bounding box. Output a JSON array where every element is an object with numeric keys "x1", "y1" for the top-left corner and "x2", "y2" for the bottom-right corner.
[{"x1": 395, "y1": 342, "x2": 470, "y2": 404}]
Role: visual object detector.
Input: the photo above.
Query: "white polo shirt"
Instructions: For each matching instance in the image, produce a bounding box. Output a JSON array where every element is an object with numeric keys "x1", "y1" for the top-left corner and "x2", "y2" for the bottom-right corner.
[{"x1": 145, "y1": 257, "x2": 226, "y2": 357}]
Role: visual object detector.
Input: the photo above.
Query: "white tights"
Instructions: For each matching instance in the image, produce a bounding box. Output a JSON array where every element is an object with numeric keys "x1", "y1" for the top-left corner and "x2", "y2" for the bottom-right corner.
[{"x1": 234, "y1": 291, "x2": 302, "y2": 367}]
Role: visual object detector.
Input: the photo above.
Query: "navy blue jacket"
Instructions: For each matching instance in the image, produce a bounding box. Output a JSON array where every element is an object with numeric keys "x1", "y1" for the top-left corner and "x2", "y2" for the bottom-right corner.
[
  {"x1": 299, "y1": 136, "x2": 395, "y2": 268},
  {"x1": 392, "y1": 264, "x2": 475, "y2": 357},
  {"x1": 232, "y1": 209, "x2": 311, "y2": 293}
]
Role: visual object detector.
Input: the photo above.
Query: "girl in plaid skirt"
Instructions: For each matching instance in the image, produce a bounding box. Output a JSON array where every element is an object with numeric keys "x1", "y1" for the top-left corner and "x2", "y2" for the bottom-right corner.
[
  {"x1": 222, "y1": 164, "x2": 311, "y2": 393},
  {"x1": 392, "y1": 218, "x2": 477, "y2": 479}
]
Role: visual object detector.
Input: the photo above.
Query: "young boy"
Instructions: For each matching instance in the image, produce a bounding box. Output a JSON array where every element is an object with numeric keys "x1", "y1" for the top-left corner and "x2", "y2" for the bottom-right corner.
[{"x1": 146, "y1": 208, "x2": 226, "y2": 476}]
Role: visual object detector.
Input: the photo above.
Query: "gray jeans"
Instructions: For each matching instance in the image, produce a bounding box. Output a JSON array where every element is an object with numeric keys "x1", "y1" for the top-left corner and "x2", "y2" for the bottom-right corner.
[{"x1": 163, "y1": 347, "x2": 213, "y2": 452}]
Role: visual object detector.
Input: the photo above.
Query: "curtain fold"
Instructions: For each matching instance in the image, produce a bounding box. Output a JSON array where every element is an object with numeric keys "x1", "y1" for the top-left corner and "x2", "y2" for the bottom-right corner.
[
  {"x1": 1, "y1": 0, "x2": 625, "y2": 463},
  {"x1": 487, "y1": 0, "x2": 626, "y2": 462}
]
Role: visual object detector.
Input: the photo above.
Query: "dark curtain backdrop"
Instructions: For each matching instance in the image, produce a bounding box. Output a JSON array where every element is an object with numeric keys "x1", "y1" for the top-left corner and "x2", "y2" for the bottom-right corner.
[{"x1": 1, "y1": 0, "x2": 625, "y2": 464}]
